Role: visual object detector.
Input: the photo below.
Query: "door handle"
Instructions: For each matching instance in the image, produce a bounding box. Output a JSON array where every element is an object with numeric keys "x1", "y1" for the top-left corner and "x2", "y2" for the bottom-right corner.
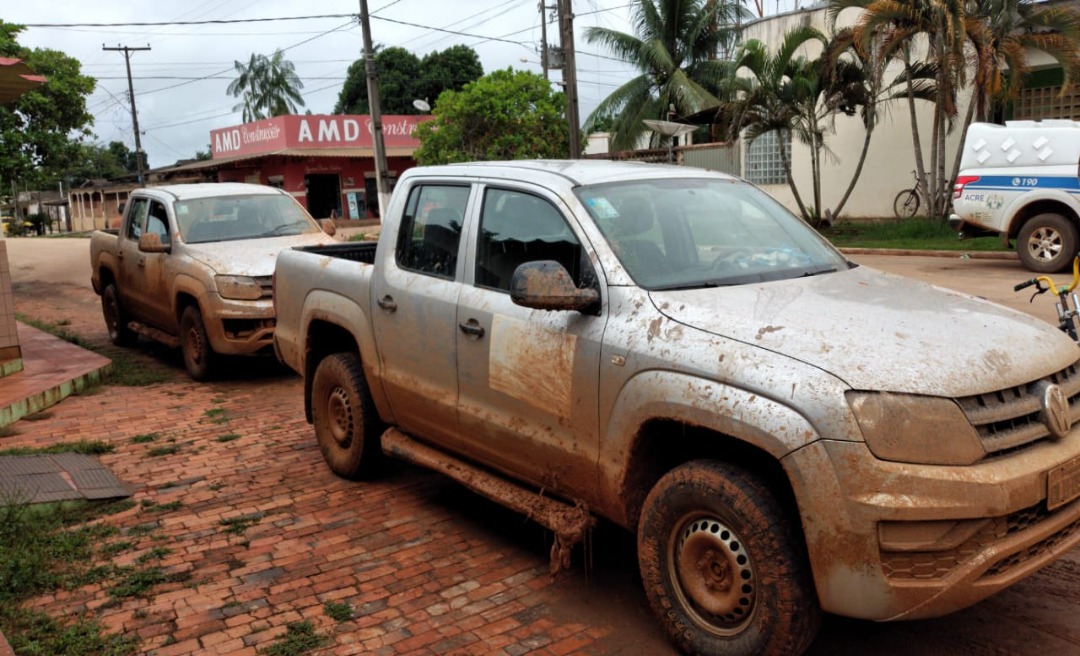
[
  {"x1": 137, "y1": 258, "x2": 146, "y2": 268},
  {"x1": 459, "y1": 319, "x2": 485, "y2": 339},
  {"x1": 377, "y1": 295, "x2": 397, "y2": 312}
]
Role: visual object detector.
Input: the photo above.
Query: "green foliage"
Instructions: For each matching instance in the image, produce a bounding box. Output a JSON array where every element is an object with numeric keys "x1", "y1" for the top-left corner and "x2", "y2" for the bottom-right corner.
[
  {"x1": 0, "y1": 440, "x2": 114, "y2": 456},
  {"x1": 334, "y1": 44, "x2": 482, "y2": 114},
  {"x1": 228, "y1": 50, "x2": 305, "y2": 122},
  {"x1": 323, "y1": 601, "x2": 354, "y2": 623},
  {"x1": 146, "y1": 445, "x2": 179, "y2": 458},
  {"x1": 822, "y1": 219, "x2": 1008, "y2": 250},
  {"x1": 583, "y1": 0, "x2": 749, "y2": 150},
  {"x1": 414, "y1": 69, "x2": 569, "y2": 164},
  {"x1": 130, "y1": 433, "x2": 158, "y2": 444},
  {"x1": 258, "y1": 621, "x2": 330, "y2": 656},
  {"x1": 0, "y1": 499, "x2": 141, "y2": 655},
  {"x1": 219, "y1": 514, "x2": 262, "y2": 535},
  {"x1": 107, "y1": 566, "x2": 168, "y2": 599},
  {"x1": 0, "y1": 22, "x2": 96, "y2": 187},
  {"x1": 215, "y1": 433, "x2": 241, "y2": 443}
]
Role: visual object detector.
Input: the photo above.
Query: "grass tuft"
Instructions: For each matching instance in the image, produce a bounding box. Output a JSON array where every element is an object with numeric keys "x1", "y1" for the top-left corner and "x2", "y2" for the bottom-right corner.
[
  {"x1": 0, "y1": 440, "x2": 114, "y2": 457},
  {"x1": 258, "y1": 621, "x2": 330, "y2": 656},
  {"x1": 323, "y1": 600, "x2": 354, "y2": 623}
]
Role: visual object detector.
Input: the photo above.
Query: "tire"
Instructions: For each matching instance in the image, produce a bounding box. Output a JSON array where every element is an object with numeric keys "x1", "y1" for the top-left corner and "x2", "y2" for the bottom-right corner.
[
  {"x1": 1018, "y1": 213, "x2": 1078, "y2": 274},
  {"x1": 179, "y1": 305, "x2": 216, "y2": 381},
  {"x1": 893, "y1": 189, "x2": 920, "y2": 219},
  {"x1": 311, "y1": 352, "x2": 382, "y2": 480},
  {"x1": 638, "y1": 460, "x2": 820, "y2": 656},
  {"x1": 101, "y1": 283, "x2": 136, "y2": 346}
]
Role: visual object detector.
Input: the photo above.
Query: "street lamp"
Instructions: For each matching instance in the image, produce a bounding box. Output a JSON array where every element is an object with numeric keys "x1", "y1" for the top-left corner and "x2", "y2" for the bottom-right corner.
[{"x1": 643, "y1": 119, "x2": 697, "y2": 163}]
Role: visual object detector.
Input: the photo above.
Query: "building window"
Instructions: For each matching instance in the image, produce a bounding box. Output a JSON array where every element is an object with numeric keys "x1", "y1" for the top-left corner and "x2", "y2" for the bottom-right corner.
[{"x1": 744, "y1": 131, "x2": 790, "y2": 186}]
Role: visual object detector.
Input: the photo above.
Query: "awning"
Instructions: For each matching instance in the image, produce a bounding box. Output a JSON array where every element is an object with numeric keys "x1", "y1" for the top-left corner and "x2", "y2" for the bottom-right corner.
[
  {"x1": 157, "y1": 146, "x2": 419, "y2": 174},
  {"x1": 0, "y1": 57, "x2": 46, "y2": 105}
]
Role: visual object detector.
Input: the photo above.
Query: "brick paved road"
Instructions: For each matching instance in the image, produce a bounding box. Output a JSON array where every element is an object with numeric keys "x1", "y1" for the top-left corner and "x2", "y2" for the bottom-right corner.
[{"x1": 7, "y1": 256, "x2": 1080, "y2": 655}]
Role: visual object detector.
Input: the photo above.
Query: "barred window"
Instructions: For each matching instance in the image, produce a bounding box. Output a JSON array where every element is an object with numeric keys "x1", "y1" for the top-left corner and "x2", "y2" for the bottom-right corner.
[
  {"x1": 744, "y1": 131, "x2": 791, "y2": 186},
  {"x1": 1013, "y1": 85, "x2": 1080, "y2": 121}
]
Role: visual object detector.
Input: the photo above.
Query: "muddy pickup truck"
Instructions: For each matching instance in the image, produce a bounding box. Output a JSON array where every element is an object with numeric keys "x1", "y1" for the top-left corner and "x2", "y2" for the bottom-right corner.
[
  {"x1": 90, "y1": 183, "x2": 335, "y2": 380},
  {"x1": 272, "y1": 160, "x2": 1080, "y2": 656}
]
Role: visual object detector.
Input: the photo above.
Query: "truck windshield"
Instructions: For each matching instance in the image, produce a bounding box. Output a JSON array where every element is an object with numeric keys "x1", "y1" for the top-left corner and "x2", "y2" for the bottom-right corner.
[
  {"x1": 574, "y1": 178, "x2": 849, "y2": 289},
  {"x1": 175, "y1": 194, "x2": 321, "y2": 244}
]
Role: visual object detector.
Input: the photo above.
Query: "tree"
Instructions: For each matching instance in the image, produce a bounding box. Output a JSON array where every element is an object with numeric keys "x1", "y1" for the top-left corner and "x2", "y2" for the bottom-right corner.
[
  {"x1": 227, "y1": 50, "x2": 305, "y2": 122},
  {"x1": 106, "y1": 140, "x2": 139, "y2": 173},
  {"x1": 722, "y1": 27, "x2": 831, "y2": 222},
  {"x1": 0, "y1": 22, "x2": 96, "y2": 189},
  {"x1": 333, "y1": 45, "x2": 483, "y2": 115},
  {"x1": 413, "y1": 69, "x2": 568, "y2": 164},
  {"x1": 583, "y1": 0, "x2": 749, "y2": 151},
  {"x1": 418, "y1": 45, "x2": 484, "y2": 106}
]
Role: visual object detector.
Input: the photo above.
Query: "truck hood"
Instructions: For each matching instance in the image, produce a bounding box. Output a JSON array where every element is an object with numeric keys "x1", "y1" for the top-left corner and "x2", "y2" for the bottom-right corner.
[
  {"x1": 184, "y1": 233, "x2": 335, "y2": 276},
  {"x1": 650, "y1": 266, "x2": 1078, "y2": 397}
]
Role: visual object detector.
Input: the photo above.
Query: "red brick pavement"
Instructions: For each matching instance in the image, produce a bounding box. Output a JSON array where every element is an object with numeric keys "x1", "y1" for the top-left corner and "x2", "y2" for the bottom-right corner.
[{"x1": 7, "y1": 284, "x2": 672, "y2": 656}]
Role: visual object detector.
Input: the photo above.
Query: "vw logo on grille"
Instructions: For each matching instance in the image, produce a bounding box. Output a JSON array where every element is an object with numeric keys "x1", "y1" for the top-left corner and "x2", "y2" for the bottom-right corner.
[{"x1": 1042, "y1": 384, "x2": 1072, "y2": 439}]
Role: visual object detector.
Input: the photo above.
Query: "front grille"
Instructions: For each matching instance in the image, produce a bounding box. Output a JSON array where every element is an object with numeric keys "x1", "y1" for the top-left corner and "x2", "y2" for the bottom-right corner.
[
  {"x1": 254, "y1": 276, "x2": 273, "y2": 299},
  {"x1": 882, "y1": 499, "x2": 1078, "y2": 581},
  {"x1": 955, "y1": 361, "x2": 1080, "y2": 457}
]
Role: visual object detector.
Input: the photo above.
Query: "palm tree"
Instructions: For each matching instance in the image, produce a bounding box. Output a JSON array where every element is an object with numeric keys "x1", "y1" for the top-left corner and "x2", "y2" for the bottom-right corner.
[
  {"x1": 722, "y1": 26, "x2": 830, "y2": 222},
  {"x1": 830, "y1": 0, "x2": 969, "y2": 220},
  {"x1": 819, "y1": 27, "x2": 936, "y2": 219},
  {"x1": 584, "y1": 0, "x2": 749, "y2": 151},
  {"x1": 227, "y1": 50, "x2": 305, "y2": 122}
]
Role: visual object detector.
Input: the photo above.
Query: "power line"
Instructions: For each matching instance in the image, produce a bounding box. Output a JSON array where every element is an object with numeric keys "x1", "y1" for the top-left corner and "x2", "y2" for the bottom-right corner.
[{"x1": 23, "y1": 14, "x2": 357, "y2": 28}]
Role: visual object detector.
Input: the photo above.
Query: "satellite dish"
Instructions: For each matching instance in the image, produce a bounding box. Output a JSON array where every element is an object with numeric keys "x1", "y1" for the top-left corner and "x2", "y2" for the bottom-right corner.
[
  {"x1": 642, "y1": 119, "x2": 697, "y2": 138},
  {"x1": 412, "y1": 99, "x2": 431, "y2": 113}
]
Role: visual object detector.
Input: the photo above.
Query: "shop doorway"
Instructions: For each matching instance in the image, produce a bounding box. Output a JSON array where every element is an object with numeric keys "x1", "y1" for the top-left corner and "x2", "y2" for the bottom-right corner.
[{"x1": 305, "y1": 174, "x2": 342, "y2": 219}]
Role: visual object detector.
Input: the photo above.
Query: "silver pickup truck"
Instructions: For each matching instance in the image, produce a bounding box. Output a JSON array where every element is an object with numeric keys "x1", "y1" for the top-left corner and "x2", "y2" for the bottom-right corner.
[
  {"x1": 90, "y1": 183, "x2": 335, "y2": 380},
  {"x1": 272, "y1": 160, "x2": 1080, "y2": 656}
]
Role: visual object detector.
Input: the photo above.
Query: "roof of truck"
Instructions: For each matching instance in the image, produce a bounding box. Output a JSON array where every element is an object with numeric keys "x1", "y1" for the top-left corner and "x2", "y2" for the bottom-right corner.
[
  {"x1": 131, "y1": 182, "x2": 287, "y2": 202},
  {"x1": 408, "y1": 159, "x2": 738, "y2": 187}
]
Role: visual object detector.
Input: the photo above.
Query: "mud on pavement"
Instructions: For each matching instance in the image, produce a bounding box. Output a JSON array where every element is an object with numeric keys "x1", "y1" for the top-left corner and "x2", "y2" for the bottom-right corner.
[{"x1": 5, "y1": 277, "x2": 1080, "y2": 655}]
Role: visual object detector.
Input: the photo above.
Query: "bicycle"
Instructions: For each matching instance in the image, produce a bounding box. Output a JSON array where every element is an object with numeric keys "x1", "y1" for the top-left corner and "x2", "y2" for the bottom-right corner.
[
  {"x1": 1014, "y1": 251, "x2": 1080, "y2": 343},
  {"x1": 893, "y1": 170, "x2": 953, "y2": 219}
]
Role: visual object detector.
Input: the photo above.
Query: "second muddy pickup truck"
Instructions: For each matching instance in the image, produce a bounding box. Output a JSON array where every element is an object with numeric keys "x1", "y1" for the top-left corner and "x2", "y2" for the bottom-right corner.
[
  {"x1": 272, "y1": 160, "x2": 1080, "y2": 656},
  {"x1": 90, "y1": 183, "x2": 335, "y2": 380}
]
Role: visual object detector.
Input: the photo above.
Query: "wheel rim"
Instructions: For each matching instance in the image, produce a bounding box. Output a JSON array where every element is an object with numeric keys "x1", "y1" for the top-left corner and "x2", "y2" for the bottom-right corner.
[
  {"x1": 669, "y1": 513, "x2": 757, "y2": 636},
  {"x1": 185, "y1": 322, "x2": 205, "y2": 366},
  {"x1": 1027, "y1": 227, "x2": 1064, "y2": 262},
  {"x1": 326, "y1": 386, "x2": 353, "y2": 448}
]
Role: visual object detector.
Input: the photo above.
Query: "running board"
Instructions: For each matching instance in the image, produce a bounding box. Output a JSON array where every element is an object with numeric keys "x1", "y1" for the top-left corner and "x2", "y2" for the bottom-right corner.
[
  {"x1": 129, "y1": 321, "x2": 180, "y2": 349},
  {"x1": 381, "y1": 428, "x2": 594, "y2": 577}
]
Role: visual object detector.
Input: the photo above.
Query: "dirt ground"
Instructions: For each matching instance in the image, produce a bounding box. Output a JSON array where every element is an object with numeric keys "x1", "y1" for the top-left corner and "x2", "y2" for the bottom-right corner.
[{"x1": 5, "y1": 240, "x2": 1080, "y2": 655}]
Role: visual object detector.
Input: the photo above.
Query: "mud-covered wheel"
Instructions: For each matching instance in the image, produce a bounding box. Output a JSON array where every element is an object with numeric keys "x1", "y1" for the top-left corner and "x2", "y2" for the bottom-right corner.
[
  {"x1": 101, "y1": 283, "x2": 136, "y2": 346},
  {"x1": 638, "y1": 460, "x2": 820, "y2": 656},
  {"x1": 311, "y1": 352, "x2": 381, "y2": 480},
  {"x1": 1018, "y1": 213, "x2": 1078, "y2": 273},
  {"x1": 179, "y1": 305, "x2": 215, "y2": 381}
]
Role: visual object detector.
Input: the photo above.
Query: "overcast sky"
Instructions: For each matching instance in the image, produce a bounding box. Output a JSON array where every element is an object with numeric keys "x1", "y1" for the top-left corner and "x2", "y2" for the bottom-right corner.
[{"x1": 5, "y1": 0, "x2": 654, "y2": 169}]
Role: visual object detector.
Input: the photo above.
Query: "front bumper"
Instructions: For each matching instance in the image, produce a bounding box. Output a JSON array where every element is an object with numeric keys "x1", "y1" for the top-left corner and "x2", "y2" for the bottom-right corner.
[
  {"x1": 199, "y1": 293, "x2": 275, "y2": 356},
  {"x1": 786, "y1": 432, "x2": 1080, "y2": 621}
]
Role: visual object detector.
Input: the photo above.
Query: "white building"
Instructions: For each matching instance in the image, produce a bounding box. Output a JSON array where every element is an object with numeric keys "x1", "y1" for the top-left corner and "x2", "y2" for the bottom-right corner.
[{"x1": 739, "y1": 3, "x2": 1073, "y2": 218}]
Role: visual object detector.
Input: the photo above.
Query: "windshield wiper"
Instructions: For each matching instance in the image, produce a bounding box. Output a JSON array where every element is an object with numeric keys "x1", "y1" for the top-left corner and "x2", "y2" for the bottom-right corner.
[
  {"x1": 650, "y1": 281, "x2": 728, "y2": 291},
  {"x1": 799, "y1": 266, "x2": 837, "y2": 278},
  {"x1": 259, "y1": 224, "x2": 301, "y2": 237}
]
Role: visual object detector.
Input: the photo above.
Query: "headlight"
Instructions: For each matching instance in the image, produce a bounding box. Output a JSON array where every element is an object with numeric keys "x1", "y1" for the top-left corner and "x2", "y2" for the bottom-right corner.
[
  {"x1": 846, "y1": 392, "x2": 985, "y2": 465},
  {"x1": 215, "y1": 275, "x2": 262, "y2": 300}
]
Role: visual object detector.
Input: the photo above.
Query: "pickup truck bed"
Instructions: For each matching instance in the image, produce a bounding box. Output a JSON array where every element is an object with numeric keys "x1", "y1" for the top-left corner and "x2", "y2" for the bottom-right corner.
[{"x1": 288, "y1": 241, "x2": 377, "y2": 264}]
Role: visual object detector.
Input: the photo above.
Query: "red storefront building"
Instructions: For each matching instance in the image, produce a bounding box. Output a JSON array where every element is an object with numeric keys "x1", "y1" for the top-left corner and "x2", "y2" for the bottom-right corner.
[{"x1": 203, "y1": 113, "x2": 428, "y2": 219}]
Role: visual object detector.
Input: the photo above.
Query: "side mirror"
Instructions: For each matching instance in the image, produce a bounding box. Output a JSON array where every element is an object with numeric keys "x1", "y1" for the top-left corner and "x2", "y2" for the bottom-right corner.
[
  {"x1": 319, "y1": 219, "x2": 337, "y2": 236},
  {"x1": 138, "y1": 232, "x2": 170, "y2": 253},
  {"x1": 510, "y1": 261, "x2": 599, "y2": 314}
]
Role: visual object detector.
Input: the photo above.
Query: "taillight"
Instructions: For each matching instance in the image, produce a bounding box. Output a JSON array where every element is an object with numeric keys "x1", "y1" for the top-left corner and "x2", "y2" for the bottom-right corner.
[{"x1": 954, "y1": 175, "x2": 980, "y2": 199}]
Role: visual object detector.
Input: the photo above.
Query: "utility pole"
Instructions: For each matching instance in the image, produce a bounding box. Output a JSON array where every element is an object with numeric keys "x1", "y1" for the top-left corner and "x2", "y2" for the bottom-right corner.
[
  {"x1": 103, "y1": 44, "x2": 150, "y2": 186},
  {"x1": 557, "y1": 0, "x2": 581, "y2": 158},
  {"x1": 539, "y1": 1, "x2": 549, "y2": 80},
  {"x1": 358, "y1": 0, "x2": 391, "y2": 221}
]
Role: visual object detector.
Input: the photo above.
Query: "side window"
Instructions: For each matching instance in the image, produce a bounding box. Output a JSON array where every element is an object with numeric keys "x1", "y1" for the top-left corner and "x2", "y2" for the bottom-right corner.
[
  {"x1": 125, "y1": 198, "x2": 150, "y2": 240},
  {"x1": 147, "y1": 201, "x2": 170, "y2": 245},
  {"x1": 475, "y1": 188, "x2": 588, "y2": 292},
  {"x1": 395, "y1": 184, "x2": 470, "y2": 279}
]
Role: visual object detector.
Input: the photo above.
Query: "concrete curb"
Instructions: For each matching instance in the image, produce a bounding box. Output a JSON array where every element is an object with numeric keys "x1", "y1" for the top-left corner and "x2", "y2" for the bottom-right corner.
[{"x1": 839, "y1": 247, "x2": 1019, "y2": 260}]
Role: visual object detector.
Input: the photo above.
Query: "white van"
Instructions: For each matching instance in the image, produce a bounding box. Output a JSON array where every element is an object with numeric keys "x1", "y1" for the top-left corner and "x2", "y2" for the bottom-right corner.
[{"x1": 949, "y1": 120, "x2": 1080, "y2": 272}]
